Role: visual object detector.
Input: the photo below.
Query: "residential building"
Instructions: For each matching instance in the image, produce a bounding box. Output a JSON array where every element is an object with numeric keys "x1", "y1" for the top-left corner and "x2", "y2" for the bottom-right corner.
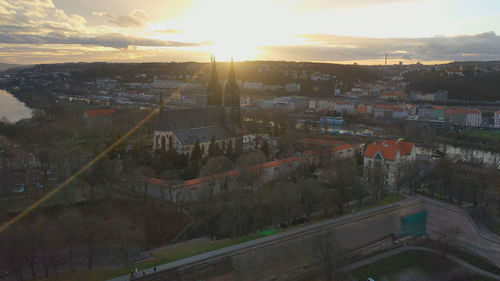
[
  {"x1": 417, "y1": 105, "x2": 433, "y2": 119},
  {"x1": 447, "y1": 108, "x2": 482, "y2": 127},
  {"x1": 435, "y1": 90, "x2": 448, "y2": 102},
  {"x1": 333, "y1": 101, "x2": 355, "y2": 115},
  {"x1": 495, "y1": 111, "x2": 500, "y2": 128},
  {"x1": 374, "y1": 104, "x2": 393, "y2": 120},
  {"x1": 392, "y1": 107, "x2": 408, "y2": 119},
  {"x1": 431, "y1": 106, "x2": 445, "y2": 121},
  {"x1": 285, "y1": 83, "x2": 301, "y2": 93},
  {"x1": 363, "y1": 140, "x2": 416, "y2": 186}
]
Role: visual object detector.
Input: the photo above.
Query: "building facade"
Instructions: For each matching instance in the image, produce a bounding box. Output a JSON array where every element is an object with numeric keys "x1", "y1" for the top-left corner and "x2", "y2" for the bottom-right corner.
[{"x1": 363, "y1": 140, "x2": 416, "y2": 186}]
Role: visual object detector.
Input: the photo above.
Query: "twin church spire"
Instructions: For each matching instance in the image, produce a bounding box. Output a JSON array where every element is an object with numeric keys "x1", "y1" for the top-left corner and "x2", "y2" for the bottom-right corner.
[{"x1": 207, "y1": 57, "x2": 239, "y2": 107}]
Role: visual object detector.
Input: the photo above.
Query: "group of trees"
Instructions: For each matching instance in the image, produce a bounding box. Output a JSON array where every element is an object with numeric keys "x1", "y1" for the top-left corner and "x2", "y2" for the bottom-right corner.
[
  {"x1": 0, "y1": 210, "x2": 143, "y2": 280},
  {"x1": 189, "y1": 156, "x2": 378, "y2": 240},
  {"x1": 0, "y1": 198, "x2": 186, "y2": 280}
]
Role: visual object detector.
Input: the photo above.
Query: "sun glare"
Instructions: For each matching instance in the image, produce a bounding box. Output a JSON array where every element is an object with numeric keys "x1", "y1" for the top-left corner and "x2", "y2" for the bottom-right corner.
[{"x1": 163, "y1": 0, "x2": 302, "y2": 62}]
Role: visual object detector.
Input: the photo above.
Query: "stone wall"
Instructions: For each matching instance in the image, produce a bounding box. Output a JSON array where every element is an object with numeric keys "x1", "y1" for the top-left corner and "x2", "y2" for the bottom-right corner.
[
  {"x1": 127, "y1": 197, "x2": 500, "y2": 281},
  {"x1": 132, "y1": 198, "x2": 423, "y2": 281},
  {"x1": 424, "y1": 198, "x2": 500, "y2": 267}
]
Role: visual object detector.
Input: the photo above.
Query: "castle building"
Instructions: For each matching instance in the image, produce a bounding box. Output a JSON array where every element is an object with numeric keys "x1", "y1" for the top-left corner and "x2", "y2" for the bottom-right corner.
[{"x1": 153, "y1": 58, "x2": 242, "y2": 156}]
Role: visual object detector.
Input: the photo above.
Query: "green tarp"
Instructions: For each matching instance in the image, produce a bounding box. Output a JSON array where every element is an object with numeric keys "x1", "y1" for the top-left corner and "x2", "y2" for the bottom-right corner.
[{"x1": 397, "y1": 210, "x2": 427, "y2": 237}]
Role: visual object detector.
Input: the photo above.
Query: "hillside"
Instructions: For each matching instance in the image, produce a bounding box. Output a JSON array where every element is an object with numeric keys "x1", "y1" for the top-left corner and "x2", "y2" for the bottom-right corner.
[{"x1": 406, "y1": 71, "x2": 500, "y2": 101}]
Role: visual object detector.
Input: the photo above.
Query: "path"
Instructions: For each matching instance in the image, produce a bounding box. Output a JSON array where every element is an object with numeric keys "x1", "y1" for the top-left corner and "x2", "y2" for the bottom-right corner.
[{"x1": 341, "y1": 246, "x2": 500, "y2": 280}]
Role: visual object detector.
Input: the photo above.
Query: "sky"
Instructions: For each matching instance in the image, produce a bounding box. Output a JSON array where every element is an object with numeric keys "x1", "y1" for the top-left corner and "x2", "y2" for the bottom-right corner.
[{"x1": 0, "y1": 0, "x2": 500, "y2": 64}]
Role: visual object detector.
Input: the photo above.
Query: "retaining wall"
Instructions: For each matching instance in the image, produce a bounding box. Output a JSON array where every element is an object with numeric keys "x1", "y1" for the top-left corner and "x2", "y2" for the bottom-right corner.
[{"x1": 112, "y1": 197, "x2": 500, "y2": 281}]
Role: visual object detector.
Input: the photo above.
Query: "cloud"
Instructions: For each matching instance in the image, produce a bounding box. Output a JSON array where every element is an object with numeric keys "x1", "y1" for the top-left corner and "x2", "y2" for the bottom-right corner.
[
  {"x1": 259, "y1": 32, "x2": 500, "y2": 62},
  {"x1": 156, "y1": 28, "x2": 183, "y2": 34},
  {"x1": 292, "y1": 0, "x2": 421, "y2": 11},
  {"x1": 0, "y1": 33, "x2": 203, "y2": 48},
  {"x1": 0, "y1": 2, "x2": 201, "y2": 51},
  {"x1": 93, "y1": 9, "x2": 149, "y2": 27}
]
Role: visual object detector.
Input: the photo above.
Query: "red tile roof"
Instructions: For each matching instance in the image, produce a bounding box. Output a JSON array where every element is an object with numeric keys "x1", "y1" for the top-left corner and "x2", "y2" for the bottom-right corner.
[
  {"x1": 185, "y1": 170, "x2": 240, "y2": 187},
  {"x1": 454, "y1": 109, "x2": 481, "y2": 115},
  {"x1": 86, "y1": 108, "x2": 116, "y2": 117},
  {"x1": 364, "y1": 140, "x2": 414, "y2": 161},
  {"x1": 446, "y1": 108, "x2": 480, "y2": 115},
  {"x1": 262, "y1": 157, "x2": 300, "y2": 168},
  {"x1": 140, "y1": 177, "x2": 166, "y2": 187}
]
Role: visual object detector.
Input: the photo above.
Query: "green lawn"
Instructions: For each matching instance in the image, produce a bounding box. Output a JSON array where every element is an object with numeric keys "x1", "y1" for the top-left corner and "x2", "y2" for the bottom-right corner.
[
  {"x1": 151, "y1": 230, "x2": 276, "y2": 263},
  {"x1": 469, "y1": 130, "x2": 500, "y2": 140},
  {"x1": 342, "y1": 193, "x2": 405, "y2": 215},
  {"x1": 417, "y1": 240, "x2": 500, "y2": 275},
  {"x1": 351, "y1": 250, "x2": 494, "y2": 281}
]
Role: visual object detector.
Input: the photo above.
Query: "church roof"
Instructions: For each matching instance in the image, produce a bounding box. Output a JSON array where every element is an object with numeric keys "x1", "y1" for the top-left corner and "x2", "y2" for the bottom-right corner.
[
  {"x1": 156, "y1": 107, "x2": 225, "y2": 132},
  {"x1": 175, "y1": 126, "x2": 234, "y2": 145}
]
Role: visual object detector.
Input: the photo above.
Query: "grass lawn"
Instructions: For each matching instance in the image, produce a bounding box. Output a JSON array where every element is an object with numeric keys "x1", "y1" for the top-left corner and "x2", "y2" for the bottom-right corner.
[
  {"x1": 342, "y1": 193, "x2": 405, "y2": 215},
  {"x1": 469, "y1": 130, "x2": 500, "y2": 140},
  {"x1": 416, "y1": 239, "x2": 500, "y2": 275},
  {"x1": 351, "y1": 250, "x2": 494, "y2": 281}
]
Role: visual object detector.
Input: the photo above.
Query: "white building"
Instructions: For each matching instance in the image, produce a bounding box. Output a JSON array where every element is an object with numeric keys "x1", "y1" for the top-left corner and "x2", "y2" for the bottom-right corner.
[
  {"x1": 364, "y1": 140, "x2": 416, "y2": 186},
  {"x1": 243, "y1": 81, "x2": 264, "y2": 91},
  {"x1": 285, "y1": 83, "x2": 301, "y2": 93},
  {"x1": 494, "y1": 111, "x2": 500, "y2": 128}
]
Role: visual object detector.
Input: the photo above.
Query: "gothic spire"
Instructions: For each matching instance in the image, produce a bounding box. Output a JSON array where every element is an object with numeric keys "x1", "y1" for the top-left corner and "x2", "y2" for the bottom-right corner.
[
  {"x1": 224, "y1": 58, "x2": 239, "y2": 107},
  {"x1": 207, "y1": 56, "x2": 222, "y2": 106}
]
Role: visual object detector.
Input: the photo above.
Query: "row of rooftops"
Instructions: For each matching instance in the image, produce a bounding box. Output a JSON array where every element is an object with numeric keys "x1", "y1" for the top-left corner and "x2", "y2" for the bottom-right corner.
[{"x1": 140, "y1": 142, "x2": 354, "y2": 189}]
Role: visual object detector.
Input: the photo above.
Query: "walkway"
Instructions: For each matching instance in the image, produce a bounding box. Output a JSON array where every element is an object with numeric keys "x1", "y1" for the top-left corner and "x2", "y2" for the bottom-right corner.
[{"x1": 341, "y1": 246, "x2": 500, "y2": 280}]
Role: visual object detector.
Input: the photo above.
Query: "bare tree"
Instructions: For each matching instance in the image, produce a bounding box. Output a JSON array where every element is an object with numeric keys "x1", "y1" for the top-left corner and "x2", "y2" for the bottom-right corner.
[
  {"x1": 236, "y1": 151, "x2": 266, "y2": 187},
  {"x1": 438, "y1": 226, "x2": 461, "y2": 258},
  {"x1": 315, "y1": 231, "x2": 343, "y2": 281}
]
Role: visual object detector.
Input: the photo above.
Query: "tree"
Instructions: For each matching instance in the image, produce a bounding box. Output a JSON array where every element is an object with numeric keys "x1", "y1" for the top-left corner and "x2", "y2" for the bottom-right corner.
[
  {"x1": 0, "y1": 224, "x2": 26, "y2": 281},
  {"x1": 438, "y1": 226, "x2": 461, "y2": 258},
  {"x1": 365, "y1": 163, "x2": 386, "y2": 200},
  {"x1": 81, "y1": 215, "x2": 108, "y2": 269},
  {"x1": 208, "y1": 135, "x2": 219, "y2": 157},
  {"x1": 298, "y1": 179, "x2": 322, "y2": 220},
  {"x1": 108, "y1": 219, "x2": 145, "y2": 266},
  {"x1": 261, "y1": 139, "x2": 270, "y2": 156},
  {"x1": 191, "y1": 141, "x2": 202, "y2": 162},
  {"x1": 236, "y1": 151, "x2": 266, "y2": 187},
  {"x1": 315, "y1": 231, "x2": 343, "y2": 281},
  {"x1": 58, "y1": 210, "x2": 84, "y2": 271},
  {"x1": 200, "y1": 156, "x2": 233, "y2": 201},
  {"x1": 432, "y1": 157, "x2": 455, "y2": 202}
]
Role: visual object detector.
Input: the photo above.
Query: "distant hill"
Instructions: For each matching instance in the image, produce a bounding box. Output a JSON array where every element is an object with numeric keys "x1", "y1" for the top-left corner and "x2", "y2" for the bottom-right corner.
[
  {"x1": 406, "y1": 70, "x2": 500, "y2": 101},
  {"x1": 0, "y1": 63, "x2": 26, "y2": 72}
]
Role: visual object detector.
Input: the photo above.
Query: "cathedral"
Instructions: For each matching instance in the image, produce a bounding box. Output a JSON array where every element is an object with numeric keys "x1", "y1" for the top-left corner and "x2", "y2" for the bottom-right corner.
[{"x1": 153, "y1": 58, "x2": 242, "y2": 156}]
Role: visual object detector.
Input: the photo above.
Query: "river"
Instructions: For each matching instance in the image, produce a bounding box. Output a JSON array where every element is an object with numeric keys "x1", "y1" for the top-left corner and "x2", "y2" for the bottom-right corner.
[
  {"x1": 416, "y1": 144, "x2": 500, "y2": 168},
  {"x1": 0, "y1": 89, "x2": 32, "y2": 123}
]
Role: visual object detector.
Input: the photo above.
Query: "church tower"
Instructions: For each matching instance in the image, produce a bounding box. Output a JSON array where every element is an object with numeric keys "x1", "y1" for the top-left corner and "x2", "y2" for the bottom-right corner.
[
  {"x1": 224, "y1": 58, "x2": 241, "y2": 129},
  {"x1": 207, "y1": 57, "x2": 222, "y2": 106}
]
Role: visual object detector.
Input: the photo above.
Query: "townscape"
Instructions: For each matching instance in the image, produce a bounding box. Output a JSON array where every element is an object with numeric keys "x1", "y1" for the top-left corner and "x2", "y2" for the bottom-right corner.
[{"x1": 1, "y1": 1, "x2": 500, "y2": 281}]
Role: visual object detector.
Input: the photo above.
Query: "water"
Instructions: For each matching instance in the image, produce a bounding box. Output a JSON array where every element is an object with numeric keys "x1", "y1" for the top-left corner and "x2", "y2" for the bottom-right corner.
[
  {"x1": 416, "y1": 145, "x2": 500, "y2": 168},
  {"x1": 0, "y1": 89, "x2": 32, "y2": 123}
]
